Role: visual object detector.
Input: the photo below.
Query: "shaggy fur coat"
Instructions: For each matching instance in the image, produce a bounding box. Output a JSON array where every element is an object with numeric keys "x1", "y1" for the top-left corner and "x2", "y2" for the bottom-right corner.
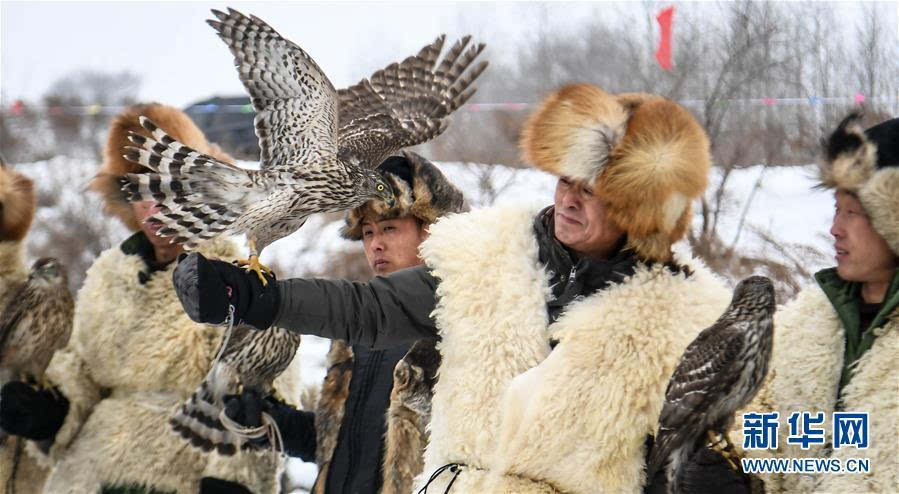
[
  {"x1": 0, "y1": 240, "x2": 50, "y2": 494},
  {"x1": 24, "y1": 236, "x2": 302, "y2": 493},
  {"x1": 738, "y1": 286, "x2": 898, "y2": 493},
  {"x1": 313, "y1": 339, "x2": 429, "y2": 494},
  {"x1": 413, "y1": 205, "x2": 731, "y2": 494}
]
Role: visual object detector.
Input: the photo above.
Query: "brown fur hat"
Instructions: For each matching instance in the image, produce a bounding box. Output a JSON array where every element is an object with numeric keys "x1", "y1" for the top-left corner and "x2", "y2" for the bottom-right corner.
[
  {"x1": 90, "y1": 103, "x2": 234, "y2": 231},
  {"x1": 520, "y1": 83, "x2": 711, "y2": 262},
  {"x1": 0, "y1": 156, "x2": 36, "y2": 242},
  {"x1": 819, "y1": 113, "x2": 899, "y2": 256},
  {"x1": 340, "y1": 151, "x2": 466, "y2": 240}
]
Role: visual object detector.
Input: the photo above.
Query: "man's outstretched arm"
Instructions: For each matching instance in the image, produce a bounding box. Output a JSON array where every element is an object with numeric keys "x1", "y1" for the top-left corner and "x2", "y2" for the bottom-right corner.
[{"x1": 173, "y1": 252, "x2": 438, "y2": 348}]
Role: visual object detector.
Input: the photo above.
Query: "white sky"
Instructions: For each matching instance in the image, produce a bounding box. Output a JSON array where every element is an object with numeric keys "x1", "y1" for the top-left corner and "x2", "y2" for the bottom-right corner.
[
  {"x1": 2, "y1": 1, "x2": 895, "y2": 109},
  {"x1": 1, "y1": 1, "x2": 598, "y2": 108}
]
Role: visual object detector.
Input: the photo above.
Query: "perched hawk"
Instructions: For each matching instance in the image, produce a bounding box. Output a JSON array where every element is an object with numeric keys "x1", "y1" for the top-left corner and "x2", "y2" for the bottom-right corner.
[
  {"x1": 0, "y1": 258, "x2": 73, "y2": 386},
  {"x1": 123, "y1": 8, "x2": 488, "y2": 283},
  {"x1": 170, "y1": 320, "x2": 301, "y2": 455},
  {"x1": 647, "y1": 275, "x2": 775, "y2": 494},
  {"x1": 0, "y1": 258, "x2": 74, "y2": 443}
]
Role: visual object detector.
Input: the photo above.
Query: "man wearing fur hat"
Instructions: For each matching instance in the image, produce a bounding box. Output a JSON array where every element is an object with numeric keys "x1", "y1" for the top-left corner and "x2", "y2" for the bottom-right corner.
[
  {"x1": 737, "y1": 114, "x2": 899, "y2": 493},
  {"x1": 173, "y1": 83, "x2": 747, "y2": 493},
  {"x1": 0, "y1": 103, "x2": 301, "y2": 494},
  {"x1": 223, "y1": 152, "x2": 459, "y2": 494}
]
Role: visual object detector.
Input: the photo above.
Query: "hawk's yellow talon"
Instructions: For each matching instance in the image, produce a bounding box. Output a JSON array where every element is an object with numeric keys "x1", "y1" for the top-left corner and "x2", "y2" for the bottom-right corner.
[{"x1": 236, "y1": 255, "x2": 273, "y2": 286}]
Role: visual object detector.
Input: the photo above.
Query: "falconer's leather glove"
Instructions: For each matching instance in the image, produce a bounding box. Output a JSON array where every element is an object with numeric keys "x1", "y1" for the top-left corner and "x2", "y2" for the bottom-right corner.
[
  {"x1": 223, "y1": 390, "x2": 317, "y2": 462},
  {"x1": 0, "y1": 381, "x2": 69, "y2": 442},
  {"x1": 173, "y1": 252, "x2": 279, "y2": 330}
]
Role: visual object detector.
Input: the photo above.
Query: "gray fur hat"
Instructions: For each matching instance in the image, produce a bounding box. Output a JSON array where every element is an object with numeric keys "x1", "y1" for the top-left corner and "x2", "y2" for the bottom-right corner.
[
  {"x1": 340, "y1": 151, "x2": 466, "y2": 240},
  {"x1": 819, "y1": 113, "x2": 899, "y2": 255}
]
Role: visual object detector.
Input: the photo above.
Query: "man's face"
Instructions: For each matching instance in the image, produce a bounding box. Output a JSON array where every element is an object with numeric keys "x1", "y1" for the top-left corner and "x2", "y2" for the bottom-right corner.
[
  {"x1": 131, "y1": 200, "x2": 174, "y2": 249},
  {"x1": 831, "y1": 191, "x2": 897, "y2": 283},
  {"x1": 362, "y1": 215, "x2": 428, "y2": 275},
  {"x1": 553, "y1": 177, "x2": 624, "y2": 257}
]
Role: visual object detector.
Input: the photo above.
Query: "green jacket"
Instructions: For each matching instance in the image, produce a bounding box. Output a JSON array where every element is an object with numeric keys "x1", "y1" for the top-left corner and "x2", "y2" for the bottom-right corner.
[{"x1": 814, "y1": 267, "x2": 899, "y2": 397}]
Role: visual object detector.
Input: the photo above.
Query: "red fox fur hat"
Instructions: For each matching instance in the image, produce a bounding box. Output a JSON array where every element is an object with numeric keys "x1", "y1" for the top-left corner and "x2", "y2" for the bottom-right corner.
[
  {"x1": 90, "y1": 103, "x2": 234, "y2": 231},
  {"x1": 521, "y1": 83, "x2": 711, "y2": 262},
  {"x1": 820, "y1": 113, "x2": 899, "y2": 256},
  {"x1": 0, "y1": 156, "x2": 36, "y2": 242}
]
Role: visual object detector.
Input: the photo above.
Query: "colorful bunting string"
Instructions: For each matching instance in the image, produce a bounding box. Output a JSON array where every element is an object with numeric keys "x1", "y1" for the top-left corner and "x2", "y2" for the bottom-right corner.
[{"x1": 2, "y1": 94, "x2": 893, "y2": 118}]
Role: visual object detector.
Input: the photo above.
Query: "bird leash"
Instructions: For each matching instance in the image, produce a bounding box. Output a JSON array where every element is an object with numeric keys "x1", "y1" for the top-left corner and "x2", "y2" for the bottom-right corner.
[{"x1": 213, "y1": 304, "x2": 287, "y2": 457}]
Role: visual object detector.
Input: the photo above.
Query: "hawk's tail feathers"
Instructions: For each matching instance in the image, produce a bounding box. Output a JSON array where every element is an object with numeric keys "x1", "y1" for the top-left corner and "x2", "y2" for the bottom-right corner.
[
  {"x1": 121, "y1": 117, "x2": 258, "y2": 247},
  {"x1": 647, "y1": 428, "x2": 678, "y2": 480},
  {"x1": 170, "y1": 380, "x2": 244, "y2": 456}
]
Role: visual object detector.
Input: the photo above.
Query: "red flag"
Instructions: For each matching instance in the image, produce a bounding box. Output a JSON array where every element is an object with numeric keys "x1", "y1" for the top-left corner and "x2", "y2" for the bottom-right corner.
[{"x1": 655, "y1": 6, "x2": 675, "y2": 71}]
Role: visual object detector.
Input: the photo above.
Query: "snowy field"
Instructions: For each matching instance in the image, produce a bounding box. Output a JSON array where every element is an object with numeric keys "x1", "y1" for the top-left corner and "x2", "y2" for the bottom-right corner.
[{"x1": 12, "y1": 157, "x2": 837, "y2": 491}]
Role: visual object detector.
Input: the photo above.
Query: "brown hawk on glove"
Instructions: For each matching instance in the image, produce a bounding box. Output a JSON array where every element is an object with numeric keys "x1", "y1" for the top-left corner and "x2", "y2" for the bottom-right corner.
[
  {"x1": 170, "y1": 321, "x2": 301, "y2": 455},
  {"x1": 0, "y1": 258, "x2": 73, "y2": 388},
  {"x1": 0, "y1": 258, "x2": 74, "y2": 443},
  {"x1": 122, "y1": 8, "x2": 488, "y2": 284},
  {"x1": 647, "y1": 275, "x2": 775, "y2": 494}
]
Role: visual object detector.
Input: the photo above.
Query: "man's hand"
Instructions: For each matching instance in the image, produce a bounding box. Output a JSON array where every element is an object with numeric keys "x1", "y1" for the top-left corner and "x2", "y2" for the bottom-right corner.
[
  {"x1": 0, "y1": 381, "x2": 69, "y2": 442},
  {"x1": 222, "y1": 390, "x2": 316, "y2": 462},
  {"x1": 173, "y1": 252, "x2": 279, "y2": 330}
]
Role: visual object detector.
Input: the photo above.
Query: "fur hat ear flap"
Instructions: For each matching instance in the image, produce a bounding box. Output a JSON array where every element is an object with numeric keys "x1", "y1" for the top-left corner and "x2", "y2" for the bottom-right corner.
[
  {"x1": 340, "y1": 152, "x2": 465, "y2": 240},
  {"x1": 521, "y1": 83, "x2": 711, "y2": 263},
  {"x1": 598, "y1": 97, "x2": 710, "y2": 262},
  {"x1": 90, "y1": 103, "x2": 233, "y2": 231},
  {"x1": 520, "y1": 84, "x2": 629, "y2": 184}
]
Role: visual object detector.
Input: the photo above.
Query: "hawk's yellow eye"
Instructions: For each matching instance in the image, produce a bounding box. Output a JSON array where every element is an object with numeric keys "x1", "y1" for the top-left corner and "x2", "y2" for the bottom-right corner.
[{"x1": 377, "y1": 184, "x2": 384, "y2": 191}]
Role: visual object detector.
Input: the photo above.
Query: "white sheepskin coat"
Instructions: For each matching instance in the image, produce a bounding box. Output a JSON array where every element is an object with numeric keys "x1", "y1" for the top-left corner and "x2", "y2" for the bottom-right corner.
[
  {"x1": 25, "y1": 237, "x2": 302, "y2": 493},
  {"x1": 738, "y1": 286, "x2": 898, "y2": 493},
  {"x1": 414, "y1": 205, "x2": 731, "y2": 493}
]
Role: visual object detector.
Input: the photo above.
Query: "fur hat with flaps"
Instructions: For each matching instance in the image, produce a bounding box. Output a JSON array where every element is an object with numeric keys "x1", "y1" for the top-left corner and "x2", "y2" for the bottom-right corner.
[
  {"x1": 341, "y1": 151, "x2": 466, "y2": 240},
  {"x1": 521, "y1": 83, "x2": 711, "y2": 262},
  {"x1": 90, "y1": 103, "x2": 234, "y2": 231},
  {"x1": 820, "y1": 113, "x2": 899, "y2": 256},
  {"x1": 0, "y1": 155, "x2": 36, "y2": 242}
]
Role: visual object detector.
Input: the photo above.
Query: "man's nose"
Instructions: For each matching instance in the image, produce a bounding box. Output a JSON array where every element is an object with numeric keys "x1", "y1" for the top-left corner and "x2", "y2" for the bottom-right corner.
[
  {"x1": 560, "y1": 187, "x2": 581, "y2": 209},
  {"x1": 370, "y1": 233, "x2": 385, "y2": 251},
  {"x1": 830, "y1": 218, "x2": 844, "y2": 239}
]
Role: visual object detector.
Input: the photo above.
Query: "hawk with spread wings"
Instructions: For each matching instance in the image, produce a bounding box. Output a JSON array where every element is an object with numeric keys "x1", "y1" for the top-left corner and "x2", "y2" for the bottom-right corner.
[
  {"x1": 123, "y1": 8, "x2": 487, "y2": 283},
  {"x1": 647, "y1": 276, "x2": 775, "y2": 494}
]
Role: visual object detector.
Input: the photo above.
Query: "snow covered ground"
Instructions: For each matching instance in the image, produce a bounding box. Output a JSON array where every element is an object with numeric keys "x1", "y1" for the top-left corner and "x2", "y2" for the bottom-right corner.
[{"x1": 12, "y1": 157, "x2": 837, "y2": 491}]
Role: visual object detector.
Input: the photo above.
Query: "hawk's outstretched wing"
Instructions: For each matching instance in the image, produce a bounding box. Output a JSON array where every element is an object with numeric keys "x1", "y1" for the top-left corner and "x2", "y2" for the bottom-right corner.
[
  {"x1": 336, "y1": 35, "x2": 488, "y2": 167},
  {"x1": 208, "y1": 8, "x2": 338, "y2": 174}
]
